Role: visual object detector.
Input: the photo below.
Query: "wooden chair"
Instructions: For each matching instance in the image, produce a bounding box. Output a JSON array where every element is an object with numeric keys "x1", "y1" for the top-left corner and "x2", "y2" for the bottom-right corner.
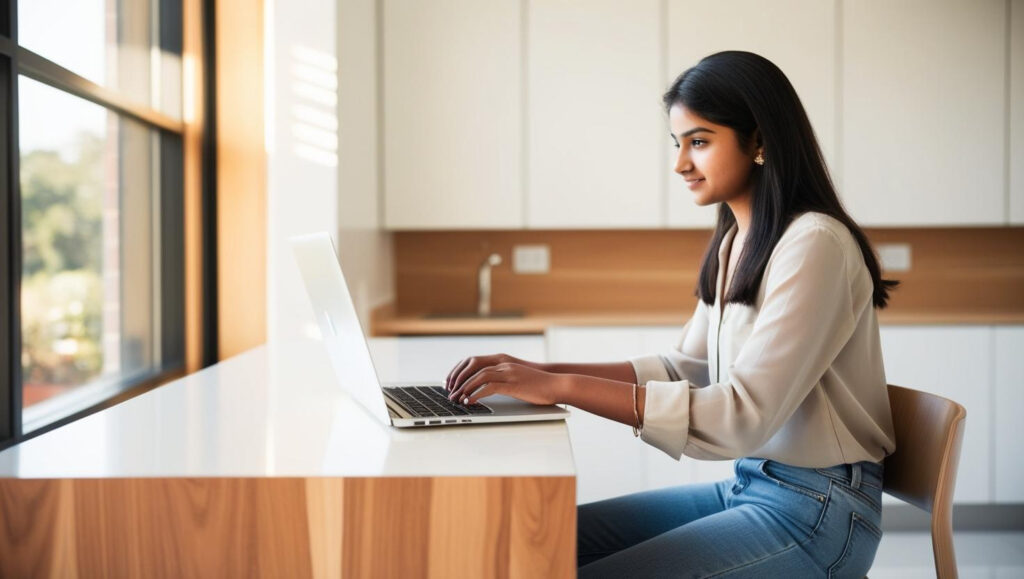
[{"x1": 882, "y1": 384, "x2": 967, "y2": 579}]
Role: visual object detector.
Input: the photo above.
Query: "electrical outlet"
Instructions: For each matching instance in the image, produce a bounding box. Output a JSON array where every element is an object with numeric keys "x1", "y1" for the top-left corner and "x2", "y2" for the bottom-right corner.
[
  {"x1": 877, "y1": 243, "x2": 912, "y2": 272},
  {"x1": 513, "y1": 245, "x2": 550, "y2": 274}
]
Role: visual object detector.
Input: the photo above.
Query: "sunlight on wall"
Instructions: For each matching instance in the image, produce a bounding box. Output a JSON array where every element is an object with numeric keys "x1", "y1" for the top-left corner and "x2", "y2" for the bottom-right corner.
[{"x1": 290, "y1": 45, "x2": 338, "y2": 167}]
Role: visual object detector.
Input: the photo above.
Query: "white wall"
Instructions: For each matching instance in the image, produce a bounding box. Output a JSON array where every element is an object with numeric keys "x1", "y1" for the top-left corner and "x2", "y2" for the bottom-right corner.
[
  {"x1": 265, "y1": 0, "x2": 394, "y2": 343},
  {"x1": 265, "y1": 0, "x2": 338, "y2": 344},
  {"x1": 337, "y1": 0, "x2": 394, "y2": 328}
]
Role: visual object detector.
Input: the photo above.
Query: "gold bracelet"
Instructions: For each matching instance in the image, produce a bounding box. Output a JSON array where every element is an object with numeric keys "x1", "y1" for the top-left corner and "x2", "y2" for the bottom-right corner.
[{"x1": 632, "y1": 383, "x2": 642, "y2": 437}]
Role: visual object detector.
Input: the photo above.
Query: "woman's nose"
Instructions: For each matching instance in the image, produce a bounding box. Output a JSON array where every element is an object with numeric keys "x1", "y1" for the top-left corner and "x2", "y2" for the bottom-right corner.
[{"x1": 674, "y1": 149, "x2": 692, "y2": 175}]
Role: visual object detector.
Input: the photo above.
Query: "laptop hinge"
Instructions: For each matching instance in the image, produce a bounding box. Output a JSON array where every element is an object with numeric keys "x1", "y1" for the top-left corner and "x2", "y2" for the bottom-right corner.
[{"x1": 383, "y1": 396, "x2": 410, "y2": 418}]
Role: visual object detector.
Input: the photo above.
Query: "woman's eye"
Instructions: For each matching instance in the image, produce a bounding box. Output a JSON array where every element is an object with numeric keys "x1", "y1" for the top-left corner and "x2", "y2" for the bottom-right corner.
[
  {"x1": 691, "y1": 139, "x2": 706, "y2": 148},
  {"x1": 672, "y1": 142, "x2": 680, "y2": 149}
]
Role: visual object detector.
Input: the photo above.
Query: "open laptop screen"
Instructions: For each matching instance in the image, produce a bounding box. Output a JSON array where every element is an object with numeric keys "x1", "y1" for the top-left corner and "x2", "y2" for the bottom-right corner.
[{"x1": 290, "y1": 232, "x2": 393, "y2": 426}]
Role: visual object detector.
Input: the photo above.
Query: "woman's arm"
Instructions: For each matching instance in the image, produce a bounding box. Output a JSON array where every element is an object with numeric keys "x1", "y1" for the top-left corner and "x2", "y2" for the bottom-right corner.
[
  {"x1": 445, "y1": 355, "x2": 636, "y2": 392},
  {"x1": 540, "y1": 361, "x2": 638, "y2": 383},
  {"x1": 447, "y1": 302, "x2": 708, "y2": 394},
  {"x1": 447, "y1": 363, "x2": 646, "y2": 430},
  {"x1": 557, "y1": 374, "x2": 647, "y2": 428}
]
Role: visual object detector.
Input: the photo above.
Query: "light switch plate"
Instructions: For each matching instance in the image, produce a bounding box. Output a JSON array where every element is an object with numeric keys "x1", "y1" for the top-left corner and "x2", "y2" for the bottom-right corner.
[
  {"x1": 877, "y1": 243, "x2": 912, "y2": 272},
  {"x1": 513, "y1": 245, "x2": 550, "y2": 274}
]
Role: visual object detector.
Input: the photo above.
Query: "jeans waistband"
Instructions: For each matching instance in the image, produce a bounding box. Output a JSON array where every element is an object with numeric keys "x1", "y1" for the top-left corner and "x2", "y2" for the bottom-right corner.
[
  {"x1": 738, "y1": 457, "x2": 884, "y2": 493},
  {"x1": 814, "y1": 460, "x2": 884, "y2": 491}
]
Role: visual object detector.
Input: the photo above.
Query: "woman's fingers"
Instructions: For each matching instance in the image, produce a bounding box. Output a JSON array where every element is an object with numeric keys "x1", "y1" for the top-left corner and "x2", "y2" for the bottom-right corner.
[
  {"x1": 447, "y1": 357, "x2": 483, "y2": 391},
  {"x1": 446, "y1": 358, "x2": 470, "y2": 391},
  {"x1": 448, "y1": 367, "x2": 481, "y2": 402},
  {"x1": 451, "y1": 363, "x2": 560, "y2": 406},
  {"x1": 463, "y1": 380, "x2": 503, "y2": 405},
  {"x1": 445, "y1": 361, "x2": 459, "y2": 390},
  {"x1": 451, "y1": 363, "x2": 514, "y2": 403},
  {"x1": 450, "y1": 362, "x2": 476, "y2": 393},
  {"x1": 451, "y1": 357, "x2": 496, "y2": 393},
  {"x1": 453, "y1": 368, "x2": 506, "y2": 404},
  {"x1": 449, "y1": 365, "x2": 498, "y2": 402},
  {"x1": 447, "y1": 354, "x2": 519, "y2": 392}
]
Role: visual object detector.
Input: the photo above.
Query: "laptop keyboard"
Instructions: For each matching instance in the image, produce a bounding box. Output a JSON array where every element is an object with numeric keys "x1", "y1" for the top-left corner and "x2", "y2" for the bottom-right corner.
[{"x1": 383, "y1": 386, "x2": 494, "y2": 418}]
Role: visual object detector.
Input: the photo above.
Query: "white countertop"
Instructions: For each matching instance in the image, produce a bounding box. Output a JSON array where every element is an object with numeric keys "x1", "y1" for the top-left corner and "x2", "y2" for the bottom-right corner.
[{"x1": 0, "y1": 336, "x2": 575, "y2": 478}]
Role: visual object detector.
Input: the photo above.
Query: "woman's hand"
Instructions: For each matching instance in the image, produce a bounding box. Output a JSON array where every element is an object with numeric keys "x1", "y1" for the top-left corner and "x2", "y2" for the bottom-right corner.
[
  {"x1": 446, "y1": 353, "x2": 538, "y2": 392},
  {"x1": 447, "y1": 362, "x2": 567, "y2": 406}
]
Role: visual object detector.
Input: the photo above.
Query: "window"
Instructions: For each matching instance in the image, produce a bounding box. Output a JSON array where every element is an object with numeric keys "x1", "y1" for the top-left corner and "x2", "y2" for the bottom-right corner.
[{"x1": 2, "y1": 0, "x2": 186, "y2": 446}]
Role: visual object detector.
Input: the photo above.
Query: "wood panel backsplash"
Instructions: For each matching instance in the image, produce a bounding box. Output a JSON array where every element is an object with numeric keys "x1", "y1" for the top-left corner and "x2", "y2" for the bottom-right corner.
[{"x1": 393, "y1": 228, "x2": 1024, "y2": 320}]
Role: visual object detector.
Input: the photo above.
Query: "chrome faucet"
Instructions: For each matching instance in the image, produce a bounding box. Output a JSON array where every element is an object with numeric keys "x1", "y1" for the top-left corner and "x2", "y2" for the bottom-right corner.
[{"x1": 477, "y1": 253, "x2": 503, "y2": 317}]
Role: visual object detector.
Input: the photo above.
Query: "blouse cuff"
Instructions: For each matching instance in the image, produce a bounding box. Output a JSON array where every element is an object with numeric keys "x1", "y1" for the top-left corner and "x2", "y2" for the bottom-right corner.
[
  {"x1": 629, "y1": 354, "x2": 672, "y2": 385},
  {"x1": 639, "y1": 379, "x2": 691, "y2": 460}
]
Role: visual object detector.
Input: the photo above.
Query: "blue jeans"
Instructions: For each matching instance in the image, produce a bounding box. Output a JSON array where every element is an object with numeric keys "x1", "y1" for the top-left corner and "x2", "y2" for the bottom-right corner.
[{"x1": 578, "y1": 458, "x2": 884, "y2": 578}]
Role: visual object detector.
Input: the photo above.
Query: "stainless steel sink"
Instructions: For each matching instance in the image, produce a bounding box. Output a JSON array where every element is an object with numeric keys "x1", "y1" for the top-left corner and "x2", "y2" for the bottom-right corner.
[{"x1": 421, "y1": 310, "x2": 525, "y2": 319}]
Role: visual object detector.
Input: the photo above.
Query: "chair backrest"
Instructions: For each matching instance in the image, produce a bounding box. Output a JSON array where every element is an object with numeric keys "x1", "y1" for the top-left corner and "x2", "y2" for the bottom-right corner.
[{"x1": 882, "y1": 384, "x2": 967, "y2": 579}]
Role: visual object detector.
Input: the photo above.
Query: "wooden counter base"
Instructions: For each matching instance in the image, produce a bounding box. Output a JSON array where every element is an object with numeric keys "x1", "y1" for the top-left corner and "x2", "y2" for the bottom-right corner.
[{"x1": 0, "y1": 476, "x2": 576, "y2": 578}]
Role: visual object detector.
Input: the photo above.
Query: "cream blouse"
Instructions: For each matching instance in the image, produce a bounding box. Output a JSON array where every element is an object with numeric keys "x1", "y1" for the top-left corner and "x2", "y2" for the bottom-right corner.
[{"x1": 630, "y1": 212, "x2": 896, "y2": 468}]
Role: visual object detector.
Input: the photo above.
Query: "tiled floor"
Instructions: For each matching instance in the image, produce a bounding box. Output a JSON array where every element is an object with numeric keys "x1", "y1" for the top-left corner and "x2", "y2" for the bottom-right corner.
[{"x1": 871, "y1": 531, "x2": 1024, "y2": 578}]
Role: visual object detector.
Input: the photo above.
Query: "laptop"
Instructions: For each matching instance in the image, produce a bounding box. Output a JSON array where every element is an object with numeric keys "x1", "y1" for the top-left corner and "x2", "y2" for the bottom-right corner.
[{"x1": 290, "y1": 232, "x2": 570, "y2": 428}]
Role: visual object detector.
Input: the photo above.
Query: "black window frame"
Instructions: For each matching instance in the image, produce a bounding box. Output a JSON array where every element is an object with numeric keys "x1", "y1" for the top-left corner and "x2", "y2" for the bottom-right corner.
[{"x1": 0, "y1": 0, "x2": 192, "y2": 450}]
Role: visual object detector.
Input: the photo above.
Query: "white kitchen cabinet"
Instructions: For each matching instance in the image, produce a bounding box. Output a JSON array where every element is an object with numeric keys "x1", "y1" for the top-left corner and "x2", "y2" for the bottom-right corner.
[
  {"x1": 1012, "y1": 0, "x2": 1024, "y2": 225},
  {"x1": 569, "y1": 409, "x2": 652, "y2": 504},
  {"x1": 638, "y1": 325, "x2": 686, "y2": 354},
  {"x1": 382, "y1": 0, "x2": 523, "y2": 229},
  {"x1": 879, "y1": 326, "x2": 993, "y2": 503},
  {"x1": 842, "y1": 0, "x2": 1006, "y2": 226},
  {"x1": 545, "y1": 326, "x2": 644, "y2": 363},
  {"x1": 527, "y1": 0, "x2": 663, "y2": 229},
  {"x1": 369, "y1": 335, "x2": 547, "y2": 383},
  {"x1": 664, "y1": 0, "x2": 838, "y2": 229},
  {"x1": 994, "y1": 327, "x2": 1024, "y2": 502}
]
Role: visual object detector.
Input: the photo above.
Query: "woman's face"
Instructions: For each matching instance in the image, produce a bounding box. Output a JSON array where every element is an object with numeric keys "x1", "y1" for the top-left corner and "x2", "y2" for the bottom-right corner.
[{"x1": 668, "y1": 103, "x2": 760, "y2": 207}]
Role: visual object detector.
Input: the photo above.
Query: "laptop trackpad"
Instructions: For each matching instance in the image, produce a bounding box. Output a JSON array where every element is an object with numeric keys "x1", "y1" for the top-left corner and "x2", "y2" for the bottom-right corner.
[{"x1": 483, "y1": 394, "x2": 565, "y2": 416}]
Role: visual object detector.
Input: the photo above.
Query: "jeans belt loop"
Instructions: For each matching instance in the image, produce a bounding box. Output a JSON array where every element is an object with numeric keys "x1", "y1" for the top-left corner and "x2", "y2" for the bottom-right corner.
[{"x1": 850, "y1": 463, "x2": 862, "y2": 490}]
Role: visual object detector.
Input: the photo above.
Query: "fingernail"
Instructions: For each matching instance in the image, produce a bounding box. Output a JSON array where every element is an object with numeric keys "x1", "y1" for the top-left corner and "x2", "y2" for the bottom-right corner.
[{"x1": 463, "y1": 397, "x2": 469, "y2": 404}]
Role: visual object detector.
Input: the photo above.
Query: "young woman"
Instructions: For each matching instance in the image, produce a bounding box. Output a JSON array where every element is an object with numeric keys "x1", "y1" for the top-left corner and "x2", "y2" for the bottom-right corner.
[{"x1": 445, "y1": 51, "x2": 897, "y2": 578}]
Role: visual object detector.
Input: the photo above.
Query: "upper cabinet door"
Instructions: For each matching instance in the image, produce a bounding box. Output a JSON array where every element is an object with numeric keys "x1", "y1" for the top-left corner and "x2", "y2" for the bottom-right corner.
[
  {"x1": 1012, "y1": 0, "x2": 1024, "y2": 225},
  {"x1": 527, "y1": 0, "x2": 663, "y2": 229},
  {"x1": 383, "y1": 0, "x2": 523, "y2": 229},
  {"x1": 665, "y1": 0, "x2": 838, "y2": 229},
  {"x1": 842, "y1": 0, "x2": 1006, "y2": 226}
]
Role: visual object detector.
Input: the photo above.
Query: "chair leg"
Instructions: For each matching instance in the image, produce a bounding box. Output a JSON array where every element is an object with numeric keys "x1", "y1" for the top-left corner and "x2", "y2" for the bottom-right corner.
[{"x1": 932, "y1": 513, "x2": 958, "y2": 579}]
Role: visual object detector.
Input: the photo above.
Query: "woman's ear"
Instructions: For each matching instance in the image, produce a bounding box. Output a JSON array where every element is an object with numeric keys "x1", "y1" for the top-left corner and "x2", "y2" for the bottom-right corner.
[{"x1": 751, "y1": 129, "x2": 766, "y2": 165}]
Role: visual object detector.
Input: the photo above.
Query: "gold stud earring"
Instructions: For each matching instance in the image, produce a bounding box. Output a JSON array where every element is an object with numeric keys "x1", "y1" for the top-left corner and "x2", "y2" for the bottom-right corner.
[{"x1": 754, "y1": 152, "x2": 765, "y2": 166}]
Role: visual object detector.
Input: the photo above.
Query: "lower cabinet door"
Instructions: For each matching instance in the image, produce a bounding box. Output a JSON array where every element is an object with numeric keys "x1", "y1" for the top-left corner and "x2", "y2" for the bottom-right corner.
[
  {"x1": 880, "y1": 326, "x2": 993, "y2": 504},
  {"x1": 994, "y1": 327, "x2": 1024, "y2": 502},
  {"x1": 568, "y1": 410, "x2": 650, "y2": 504}
]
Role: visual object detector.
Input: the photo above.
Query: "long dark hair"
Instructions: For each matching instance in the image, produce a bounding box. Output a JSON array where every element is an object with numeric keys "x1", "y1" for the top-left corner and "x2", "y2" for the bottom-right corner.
[{"x1": 664, "y1": 51, "x2": 897, "y2": 309}]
